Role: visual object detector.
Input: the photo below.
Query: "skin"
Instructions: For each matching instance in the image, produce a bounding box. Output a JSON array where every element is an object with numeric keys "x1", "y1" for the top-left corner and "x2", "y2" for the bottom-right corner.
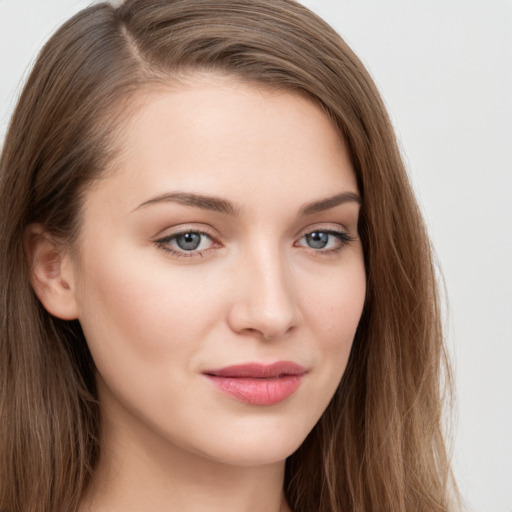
[{"x1": 31, "y1": 76, "x2": 366, "y2": 511}]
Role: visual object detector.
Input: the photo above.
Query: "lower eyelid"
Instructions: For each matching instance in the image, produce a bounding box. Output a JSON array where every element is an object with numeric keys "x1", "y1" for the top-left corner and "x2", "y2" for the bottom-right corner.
[
  {"x1": 154, "y1": 229, "x2": 221, "y2": 257},
  {"x1": 296, "y1": 230, "x2": 354, "y2": 250}
]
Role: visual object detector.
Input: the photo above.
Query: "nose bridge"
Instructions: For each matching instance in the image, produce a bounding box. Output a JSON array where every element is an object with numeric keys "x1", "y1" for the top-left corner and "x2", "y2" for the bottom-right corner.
[{"x1": 228, "y1": 238, "x2": 299, "y2": 339}]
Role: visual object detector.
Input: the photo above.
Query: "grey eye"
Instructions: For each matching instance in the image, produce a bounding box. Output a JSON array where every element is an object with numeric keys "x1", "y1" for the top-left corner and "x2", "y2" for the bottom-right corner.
[
  {"x1": 156, "y1": 230, "x2": 216, "y2": 257},
  {"x1": 305, "y1": 231, "x2": 329, "y2": 249},
  {"x1": 175, "y1": 232, "x2": 202, "y2": 251}
]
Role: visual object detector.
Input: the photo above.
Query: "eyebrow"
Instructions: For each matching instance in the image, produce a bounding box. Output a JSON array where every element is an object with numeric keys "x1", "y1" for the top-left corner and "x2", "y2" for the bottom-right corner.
[
  {"x1": 298, "y1": 191, "x2": 361, "y2": 216},
  {"x1": 134, "y1": 190, "x2": 361, "y2": 216},
  {"x1": 134, "y1": 192, "x2": 240, "y2": 215}
]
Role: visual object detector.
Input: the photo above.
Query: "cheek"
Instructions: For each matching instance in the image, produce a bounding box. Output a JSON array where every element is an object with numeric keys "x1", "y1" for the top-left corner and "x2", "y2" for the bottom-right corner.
[
  {"x1": 74, "y1": 250, "x2": 232, "y2": 440},
  {"x1": 302, "y1": 256, "x2": 366, "y2": 380},
  {"x1": 74, "y1": 246, "x2": 226, "y2": 376},
  {"x1": 305, "y1": 258, "x2": 366, "y2": 339}
]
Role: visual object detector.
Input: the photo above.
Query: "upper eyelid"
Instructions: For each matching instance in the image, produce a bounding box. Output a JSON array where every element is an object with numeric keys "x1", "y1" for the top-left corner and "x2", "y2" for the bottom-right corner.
[
  {"x1": 295, "y1": 222, "x2": 351, "y2": 238},
  {"x1": 159, "y1": 231, "x2": 213, "y2": 242},
  {"x1": 295, "y1": 229, "x2": 353, "y2": 245},
  {"x1": 154, "y1": 230, "x2": 218, "y2": 258},
  {"x1": 153, "y1": 228, "x2": 218, "y2": 254},
  {"x1": 154, "y1": 224, "x2": 218, "y2": 240}
]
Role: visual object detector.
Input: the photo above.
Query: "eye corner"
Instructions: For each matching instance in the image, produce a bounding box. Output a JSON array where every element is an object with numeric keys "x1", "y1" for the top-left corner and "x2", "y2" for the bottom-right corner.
[
  {"x1": 294, "y1": 226, "x2": 355, "y2": 254},
  {"x1": 153, "y1": 227, "x2": 222, "y2": 259}
]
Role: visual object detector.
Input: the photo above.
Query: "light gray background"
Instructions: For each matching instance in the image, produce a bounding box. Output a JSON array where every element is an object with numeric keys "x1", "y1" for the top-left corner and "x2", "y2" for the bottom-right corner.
[{"x1": 1, "y1": 1, "x2": 511, "y2": 511}]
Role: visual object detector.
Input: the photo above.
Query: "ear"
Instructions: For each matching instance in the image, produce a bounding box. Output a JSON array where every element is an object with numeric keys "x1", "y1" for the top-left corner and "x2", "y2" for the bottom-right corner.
[{"x1": 25, "y1": 224, "x2": 79, "y2": 320}]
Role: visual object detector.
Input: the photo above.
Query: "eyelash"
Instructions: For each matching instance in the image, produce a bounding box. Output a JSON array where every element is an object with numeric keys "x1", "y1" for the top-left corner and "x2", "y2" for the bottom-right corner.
[
  {"x1": 155, "y1": 227, "x2": 355, "y2": 259},
  {"x1": 294, "y1": 229, "x2": 355, "y2": 254},
  {"x1": 155, "y1": 229, "x2": 218, "y2": 258}
]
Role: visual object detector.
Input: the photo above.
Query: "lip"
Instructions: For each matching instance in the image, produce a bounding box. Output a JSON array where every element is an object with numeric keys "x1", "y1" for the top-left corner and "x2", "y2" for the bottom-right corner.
[{"x1": 203, "y1": 361, "x2": 306, "y2": 405}]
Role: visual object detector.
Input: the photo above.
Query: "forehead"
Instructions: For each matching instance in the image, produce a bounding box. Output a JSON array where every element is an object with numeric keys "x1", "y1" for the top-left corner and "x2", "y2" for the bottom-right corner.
[{"x1": 87, "y1": 76, "x2": 357, "y2": 217}]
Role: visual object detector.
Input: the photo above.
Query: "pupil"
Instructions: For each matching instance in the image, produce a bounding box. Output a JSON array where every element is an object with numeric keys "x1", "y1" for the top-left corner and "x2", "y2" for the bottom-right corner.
[
  {"x1": 307, "y1": 232, "x2": 328, "y2": 249},
  {"x1": 176, "y1": 233, "x2": 201, "y2": 250}
]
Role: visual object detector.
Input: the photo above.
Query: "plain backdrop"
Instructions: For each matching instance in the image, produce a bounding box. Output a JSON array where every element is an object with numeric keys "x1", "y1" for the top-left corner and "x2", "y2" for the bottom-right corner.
[{"x1": 1, "y1": 1, "x2": 511, "y2": 511}]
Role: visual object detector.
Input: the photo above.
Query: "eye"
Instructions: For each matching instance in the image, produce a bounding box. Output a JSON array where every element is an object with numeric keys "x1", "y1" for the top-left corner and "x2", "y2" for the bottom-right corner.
[
  {"x1": 296, "y1": 229, "x2": 353, "y2": 253},
  {"x1": 156, "y1": 230, "x2": 216, "y2": 256},
  {"x1": 304, "y1": 231, "x2": 330, "y2": 249},
  {"x1": 173, "y1": 232, "x2": 205, "y2": 251}
]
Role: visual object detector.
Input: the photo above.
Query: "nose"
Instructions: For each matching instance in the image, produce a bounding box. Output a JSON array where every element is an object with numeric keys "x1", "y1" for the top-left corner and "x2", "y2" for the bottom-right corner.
[{"x1": 226, "y1": 246, "x2": 301, "y2": 341}]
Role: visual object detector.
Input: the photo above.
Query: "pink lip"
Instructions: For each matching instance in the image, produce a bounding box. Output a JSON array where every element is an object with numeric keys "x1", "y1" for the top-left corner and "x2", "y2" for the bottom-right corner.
[{"x1": 203, "y1": 362, "x2": 306, "y2": 405}]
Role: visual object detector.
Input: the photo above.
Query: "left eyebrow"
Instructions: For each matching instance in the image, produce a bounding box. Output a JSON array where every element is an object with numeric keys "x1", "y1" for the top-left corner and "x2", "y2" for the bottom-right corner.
[{"x1": 298, "y1": 192, "x2": 361, "y2": 216}]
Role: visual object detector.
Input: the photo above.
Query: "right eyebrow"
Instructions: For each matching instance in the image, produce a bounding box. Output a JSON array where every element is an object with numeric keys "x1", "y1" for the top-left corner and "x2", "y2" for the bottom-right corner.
[
  {"x1": 133, "y1": 192, "x2": 241, "y2": 215},
  {"x1": 298, "y1": 191, "x2": 361, "y2": 216}
]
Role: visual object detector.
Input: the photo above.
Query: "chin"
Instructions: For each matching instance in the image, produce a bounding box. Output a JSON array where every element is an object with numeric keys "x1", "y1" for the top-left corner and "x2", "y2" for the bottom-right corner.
[
  {"x1": 200, "y1": 441, "x2": 302, "y2": 468},
  {"x1": 183, "y1": 418, "x2": 314, "y2": 468}
]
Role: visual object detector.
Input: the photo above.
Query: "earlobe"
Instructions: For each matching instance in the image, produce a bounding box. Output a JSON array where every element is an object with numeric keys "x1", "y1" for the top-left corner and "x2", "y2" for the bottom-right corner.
[{"x1": 25, "y1": 224, "x2": 79, "y2": 320}]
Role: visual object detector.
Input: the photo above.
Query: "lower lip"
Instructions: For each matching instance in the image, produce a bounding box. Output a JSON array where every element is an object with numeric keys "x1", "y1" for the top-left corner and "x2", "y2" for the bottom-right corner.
[{"x1": 205, "y1": 375, "x2": 303, "y2": 405}]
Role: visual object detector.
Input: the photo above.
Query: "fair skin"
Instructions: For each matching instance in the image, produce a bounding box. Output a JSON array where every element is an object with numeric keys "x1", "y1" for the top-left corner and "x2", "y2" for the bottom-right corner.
[{"x1": 29, "y1": 76, "x2": 366, "y2": 512}]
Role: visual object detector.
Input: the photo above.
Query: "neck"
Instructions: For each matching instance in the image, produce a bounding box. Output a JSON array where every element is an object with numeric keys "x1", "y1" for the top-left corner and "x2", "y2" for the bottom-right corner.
[{"x1": 79, "y1": 400, "x2": 291, "y2": 512}]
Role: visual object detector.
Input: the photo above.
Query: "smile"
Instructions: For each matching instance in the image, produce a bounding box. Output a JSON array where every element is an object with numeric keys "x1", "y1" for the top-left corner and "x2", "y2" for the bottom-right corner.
[{"x1": 203, "y1": 361, "x2": 306, "y2": 405}]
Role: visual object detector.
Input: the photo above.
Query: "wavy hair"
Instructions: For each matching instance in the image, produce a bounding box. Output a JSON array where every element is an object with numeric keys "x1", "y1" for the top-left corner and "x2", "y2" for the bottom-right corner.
[{"x1": 0, "y1": 1, "x2": 457, "y2": 511}]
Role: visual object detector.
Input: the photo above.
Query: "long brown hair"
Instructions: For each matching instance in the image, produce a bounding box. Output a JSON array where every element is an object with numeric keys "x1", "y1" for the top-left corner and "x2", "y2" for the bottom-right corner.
[{"x1": 0, "y1": 1, "x2": 458, "y2": 511}]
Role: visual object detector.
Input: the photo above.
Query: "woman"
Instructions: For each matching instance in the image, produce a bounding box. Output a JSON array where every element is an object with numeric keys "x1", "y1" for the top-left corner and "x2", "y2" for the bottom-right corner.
[{"x1": 0, "y1": 1, "x2": 458, "y2": 511}]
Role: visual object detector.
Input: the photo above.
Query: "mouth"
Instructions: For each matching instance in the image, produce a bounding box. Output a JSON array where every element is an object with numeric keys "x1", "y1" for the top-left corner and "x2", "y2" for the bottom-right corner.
[{"x1": 203, "y1": 361, "x2": 306, "y2": 405}]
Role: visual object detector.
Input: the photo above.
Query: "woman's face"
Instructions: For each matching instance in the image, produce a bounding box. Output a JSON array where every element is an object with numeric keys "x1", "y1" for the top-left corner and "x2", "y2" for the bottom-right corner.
[{"x1": 70, "y1": 76, "x2": 366, "y2": 466}]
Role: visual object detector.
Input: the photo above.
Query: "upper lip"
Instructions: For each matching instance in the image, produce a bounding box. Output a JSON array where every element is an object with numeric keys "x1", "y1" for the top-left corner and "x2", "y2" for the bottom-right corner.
[{"x1": 204, "y1": 361, "x2": 306, "y2": 379}]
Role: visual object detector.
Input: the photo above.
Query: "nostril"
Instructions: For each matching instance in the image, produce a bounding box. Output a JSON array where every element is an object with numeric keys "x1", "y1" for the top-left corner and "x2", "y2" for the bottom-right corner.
[{"x1": 225, "y1": 267, "x2": 301, "y2": 339}]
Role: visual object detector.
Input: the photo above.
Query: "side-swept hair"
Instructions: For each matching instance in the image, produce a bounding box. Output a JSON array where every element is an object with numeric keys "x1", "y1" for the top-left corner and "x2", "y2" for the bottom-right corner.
[{"x1": 0, "y1": 1, "x2": 457, "y2": 511}]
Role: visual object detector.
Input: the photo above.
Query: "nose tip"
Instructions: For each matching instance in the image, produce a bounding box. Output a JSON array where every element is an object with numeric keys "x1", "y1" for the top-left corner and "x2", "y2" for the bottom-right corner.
[
  {"x1": 226, "y1": 255, "x2": 301, "y2": 340},
  {"x1": 243, "y1": 304, "x2": 297, "y2": 341}
]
